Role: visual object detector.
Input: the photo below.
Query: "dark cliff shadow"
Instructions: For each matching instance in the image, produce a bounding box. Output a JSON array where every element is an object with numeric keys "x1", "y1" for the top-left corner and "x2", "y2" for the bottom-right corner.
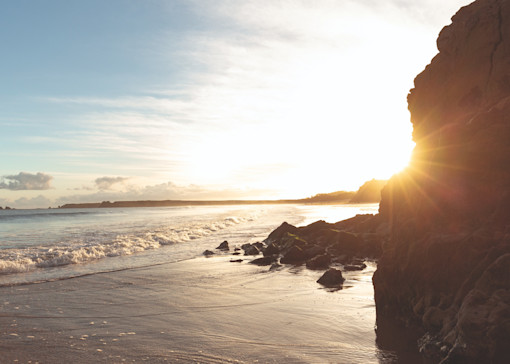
[{"x1": 375, "y1": 315, "x2": 429, "y2": 364}]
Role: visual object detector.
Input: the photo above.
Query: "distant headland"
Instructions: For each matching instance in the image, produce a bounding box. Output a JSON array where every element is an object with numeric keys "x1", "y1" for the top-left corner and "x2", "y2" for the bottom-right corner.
[{"x1": 57, "y1": 179, "x2": 387, "y2": 209}]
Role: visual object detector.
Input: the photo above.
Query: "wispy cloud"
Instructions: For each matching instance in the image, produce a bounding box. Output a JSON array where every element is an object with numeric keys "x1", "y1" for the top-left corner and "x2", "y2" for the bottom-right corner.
[
  {"x1": 10, "y1": 0, "x2": 473, "y2": 202},
  {"x1": 0, "y1": 172, "x2": 53, "y2": 191}
]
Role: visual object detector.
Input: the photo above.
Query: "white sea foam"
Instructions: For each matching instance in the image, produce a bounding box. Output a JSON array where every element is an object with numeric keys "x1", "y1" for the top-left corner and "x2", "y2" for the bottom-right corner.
[{"x1": 0, "y1": 215, "x2": 251, "y2": 275}]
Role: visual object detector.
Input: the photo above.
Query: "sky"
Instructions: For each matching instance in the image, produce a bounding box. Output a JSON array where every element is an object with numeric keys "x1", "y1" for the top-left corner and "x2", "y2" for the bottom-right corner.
[{"x1": 0, "y1": 0, "x2": 473, "y2": 209}]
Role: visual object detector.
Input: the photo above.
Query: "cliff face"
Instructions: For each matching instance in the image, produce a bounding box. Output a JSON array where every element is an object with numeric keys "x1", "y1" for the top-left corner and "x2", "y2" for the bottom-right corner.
[{"x1": 374, "y1": 0, "x2": 510, "y2": 362}]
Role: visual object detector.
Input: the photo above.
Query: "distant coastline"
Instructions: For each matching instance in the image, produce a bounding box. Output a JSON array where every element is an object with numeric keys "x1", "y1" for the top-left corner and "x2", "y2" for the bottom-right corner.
[
  {"x1": 58, "y1": 197, "x2": 353, "y2": 209},
  {"x1": 58, "y1": 179, "x2": 387, "y2": 209}
]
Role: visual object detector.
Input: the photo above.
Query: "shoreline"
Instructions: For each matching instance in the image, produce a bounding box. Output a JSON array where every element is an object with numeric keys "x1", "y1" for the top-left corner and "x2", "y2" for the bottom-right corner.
[
  {"x1": 1, "y1": 255, "x2": 393, "y2": 363},
  {"x1": 57, "y1": 199, "x2": 359, "y2": 209}
]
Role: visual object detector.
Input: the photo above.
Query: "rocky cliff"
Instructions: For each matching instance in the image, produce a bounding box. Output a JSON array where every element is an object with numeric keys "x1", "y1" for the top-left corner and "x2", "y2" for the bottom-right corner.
[{"x1": 374, "y1": 0, "x2": 510, "y2": 362}]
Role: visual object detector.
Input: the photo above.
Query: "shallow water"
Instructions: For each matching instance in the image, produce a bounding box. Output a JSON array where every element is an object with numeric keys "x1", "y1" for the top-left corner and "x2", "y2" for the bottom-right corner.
[{"x1": 0, "y1": 203, "x2": 422, "y2": 363}]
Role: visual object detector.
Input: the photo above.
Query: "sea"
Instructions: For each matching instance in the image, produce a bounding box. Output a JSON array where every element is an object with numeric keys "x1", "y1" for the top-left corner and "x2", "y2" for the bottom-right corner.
[
  {"x1": 0, "y1": 203, "x2": 419, "y2": 363},
  {"x1": 0, "y1": 204, "x2": 378, "y2": 286}
]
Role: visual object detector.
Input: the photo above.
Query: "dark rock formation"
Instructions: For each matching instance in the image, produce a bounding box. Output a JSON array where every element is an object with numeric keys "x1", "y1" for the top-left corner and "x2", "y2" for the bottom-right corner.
[
  {"x1": 317, "y1": 268, "x2": 345, "y2": 288},
  {"x1": 262, "y1": 215, "x2": 386, "y2": 268},
  {"x1": 374, "y1": 1, "x2": 510, "y2": 362},
  {"x1": 263, "y1": 242, "x2": 280, "y2": 256},
  {"x1": 242, "y1": 244, "x2": 260, "y2": 256},
  {"x1": 280, "y1": 245, "x2": 307, "y2": 264},
  {"x1": 344, "y1": 263, "x2": 367, "y2": 271},
  {"x1": 249, "y1": 256, "x2": 277, "y2": 266},
  {"x1": 306, "y1": 254, "x2": 331, "y2": 270},
  {"x1": 264, "y1": 222, "x2": 299, "y2": 243},
  {"x1": 216, "y1": 241, "x2": 229, "y2": 251},
  {"x1": 203, "y1": 250, "x2": 215, "y2": 257}
]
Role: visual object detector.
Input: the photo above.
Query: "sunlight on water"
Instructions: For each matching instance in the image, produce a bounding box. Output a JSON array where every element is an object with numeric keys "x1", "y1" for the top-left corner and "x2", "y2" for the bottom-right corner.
[{"x1": 296, "y1": 203, "x2": 379, "y2": 225}]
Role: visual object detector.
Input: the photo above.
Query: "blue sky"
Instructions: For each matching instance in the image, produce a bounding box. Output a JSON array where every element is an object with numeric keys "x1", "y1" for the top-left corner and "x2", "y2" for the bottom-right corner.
[{"x1": 0, "y1": 0, "x2": 472, "y2": 208}]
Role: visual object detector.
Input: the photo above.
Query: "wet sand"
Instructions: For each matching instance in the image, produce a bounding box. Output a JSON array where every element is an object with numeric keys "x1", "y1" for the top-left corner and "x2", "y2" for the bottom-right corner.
[{"x1": 1, "y1": 256, "x2": 390, "y2": 363}]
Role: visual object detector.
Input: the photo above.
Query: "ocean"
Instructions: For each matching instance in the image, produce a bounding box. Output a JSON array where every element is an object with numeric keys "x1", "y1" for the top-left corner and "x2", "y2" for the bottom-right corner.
[
  {"x1": 0, "y1": 204, "x2": 378, "y2": 286},
  {"x1": 0, "y1": 203, "x2": 414, "y2": 363}
]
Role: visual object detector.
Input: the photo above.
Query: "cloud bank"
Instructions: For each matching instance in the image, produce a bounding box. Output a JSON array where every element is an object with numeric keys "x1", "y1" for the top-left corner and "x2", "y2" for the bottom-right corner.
[
  {"x1": 95, "y1": 176, "x2": 130, "y2": 190},
  {"x1": 0, "y1": 172, "x2": 53, "y2": 190},
  {"x1": 55, "y1": 181, "x2": 276, "y2": 207}
]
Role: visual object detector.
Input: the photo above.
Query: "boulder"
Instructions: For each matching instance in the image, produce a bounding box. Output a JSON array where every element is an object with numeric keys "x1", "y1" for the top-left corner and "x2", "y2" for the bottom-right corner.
[
  {"x1": 249, "y1": 256, "x2": 276, "y2": 266},
  {"x1": 327, "y1": 231, "x2": 361, "y2": 256},
  {"x1": 216, "y1": 241, "x2": 229, "y2": 251},
  {"x1": 303, "y1": 245, "x2": 326, "y2": 260},
  {"x1": 317, "y1": 268, "x2": 345, "y2": 288},
  {"x1": 203, "y1": 250, "x2": 215, "y2": 256},
  {"x1": 243, "y1": 244, "x2": 260, "y2": 256},
  {"x1": 306, "y1": 254, "x2": 331, "y2": 270},
  {"x1": 280, "y1": 246, "x2": 307, "y2": 264},
  {"x1": 278, "y1": 233, "x2": 308, "y2": 255},
  {"x1": 263, "y1": 242, "x2": 280, "y2": 257},
  {"x1": 264, "y1": 222, "x2": 299, "y2": 243}
]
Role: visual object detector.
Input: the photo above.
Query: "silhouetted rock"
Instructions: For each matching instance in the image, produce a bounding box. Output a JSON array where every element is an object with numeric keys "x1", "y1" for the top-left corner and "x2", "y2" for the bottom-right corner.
[
  {"x1": 260, "y1": 216, "x2": 385, "y2": 267},
  {"x1": 306, "y1": 254, "x2": 331, "y2": 270},
  {"x1": 264, "y1": 222, "x2": 299, "y2": 244},
  {"x1": 317, "y1": 268, "x2": 345, "y2": 288},
  {"x1": 203, "y1": 250, "x2": 215, "y2": 257},
  {"x1": 229, "y1": 259, "x2": 243, "y2": 263},
  {"x1": 343, "y1": 263, "x2": 366, "y2": 271},
  {"x1": 243, "y1": 244, "x2": 260, "y2": 256},
  {"x1": 263, "y1": 242, "x2": 280, "y2": 257},
  {"x1": 303, "y1": 245, "x2": 326, "y2": 260},
  {"x1": 216, "y1": 241, "x2": 229, "y2": 251},
  {"x1": 249, "y1": 256, "x2": 277, "y2": 266},
  {"x1": 280, "y1": 246, "x2": 307, "y2": 264},
  {"x1": 374, "y1": 1, "x2": 510, "y2": 362},
  {"x1": 326, "y1": 231, "x2": 361, "y2": 257}
]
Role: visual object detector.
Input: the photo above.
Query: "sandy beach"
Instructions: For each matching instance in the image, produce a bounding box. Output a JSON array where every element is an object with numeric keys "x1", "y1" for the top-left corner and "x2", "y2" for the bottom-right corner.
[{"x1": 1, "y1": 255, "x2": 390, "y2": 363}]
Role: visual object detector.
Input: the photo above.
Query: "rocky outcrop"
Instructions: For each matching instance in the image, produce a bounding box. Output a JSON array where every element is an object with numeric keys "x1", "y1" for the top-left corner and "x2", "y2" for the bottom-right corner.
[
  {"x1": 216, "y1": 241, "x2": 229, "y2": 251},
  {"x1": 317, "y1": 268, "x2": 345, "y2": 288},
  {"x1": 264, "y1": 216, "x2": 386, "y2": 266},
  {"x1": 374, "y1": 1, "x2": 510, "y2": 362},
  {"x1": 207, "y1": 214, "x2": 386, "y2": 285}
]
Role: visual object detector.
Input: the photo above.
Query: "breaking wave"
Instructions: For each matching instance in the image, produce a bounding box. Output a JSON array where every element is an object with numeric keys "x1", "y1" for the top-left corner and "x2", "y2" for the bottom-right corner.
[{"x1": 0, "y1": 215, "x2": 249, "y2": 275}]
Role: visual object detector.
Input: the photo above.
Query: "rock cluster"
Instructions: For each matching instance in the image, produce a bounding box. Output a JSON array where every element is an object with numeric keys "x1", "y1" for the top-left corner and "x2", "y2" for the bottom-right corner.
[
  {"x1": 207, "y1": 214, "x2": 386, "y2": 288},
  {"x1": 375, "y1": 0, "x2": 510, "y2": 362}
]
